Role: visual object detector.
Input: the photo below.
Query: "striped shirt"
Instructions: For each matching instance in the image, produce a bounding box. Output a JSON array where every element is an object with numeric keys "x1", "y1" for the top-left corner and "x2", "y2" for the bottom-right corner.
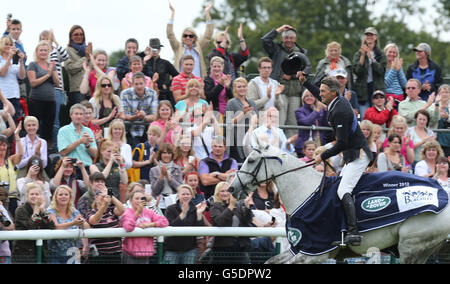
[
  {"x1": 50, "y1": 45, "x2": 70, "y2": 91},
  {"x1": 87, "y1": 205, "x2": 122, "y2": 254},
  {"x1": 171, "y1": 72, "x2": 203, "y2": 98}
]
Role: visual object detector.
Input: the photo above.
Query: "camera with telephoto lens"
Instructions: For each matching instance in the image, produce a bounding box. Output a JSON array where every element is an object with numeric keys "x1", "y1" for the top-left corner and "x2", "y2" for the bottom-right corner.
[{"x1": 0, "y1": 213, "x2": 11, "y2": 227}]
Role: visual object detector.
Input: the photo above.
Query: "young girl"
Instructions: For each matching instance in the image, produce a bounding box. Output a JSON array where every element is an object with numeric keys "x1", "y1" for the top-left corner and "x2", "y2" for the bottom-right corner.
[{"x1": 299, "y1": 141, "x2": 316, "y2": 163}]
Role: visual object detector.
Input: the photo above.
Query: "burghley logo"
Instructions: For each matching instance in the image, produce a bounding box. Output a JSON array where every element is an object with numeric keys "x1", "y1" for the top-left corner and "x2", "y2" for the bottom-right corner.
[
  {"x1": 287, "y1": 228, "x2": 302, "y2": 246},
  {"x1": 361, "y1": 196, "x2": 391, "y2": 212}
]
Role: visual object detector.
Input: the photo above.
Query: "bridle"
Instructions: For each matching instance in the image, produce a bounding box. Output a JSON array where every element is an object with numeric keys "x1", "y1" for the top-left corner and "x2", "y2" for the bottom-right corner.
[{"x1": 232, "y1": 149, "x2": 333, "y2": 197}]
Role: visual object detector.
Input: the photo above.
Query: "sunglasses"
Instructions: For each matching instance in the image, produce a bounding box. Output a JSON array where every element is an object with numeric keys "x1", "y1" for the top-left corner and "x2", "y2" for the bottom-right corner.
[
  {"x1": 216, "y1": 41, "x2": 230, "y2": 45},
  {"x1": 183, "y1": 34, "x2": 195, "y2": 38},
  {"x1": 373, "y1": 95, "x2": 385, "y2": 99},
  {"x1": 101, "y1": 83, "x2": 112, "y2": 88}
]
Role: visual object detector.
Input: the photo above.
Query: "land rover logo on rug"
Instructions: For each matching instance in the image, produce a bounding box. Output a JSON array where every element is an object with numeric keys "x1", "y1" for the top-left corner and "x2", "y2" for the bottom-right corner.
[
  {"x1": 287, "y1": 227, "x2": 302, "y2": 246},
  {"x1": 361, "y1": 196, "x2": 391, "y2": 212}
]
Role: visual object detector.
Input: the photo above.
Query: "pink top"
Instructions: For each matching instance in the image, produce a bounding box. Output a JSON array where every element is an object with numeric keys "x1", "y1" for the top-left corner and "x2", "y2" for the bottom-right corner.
[
  {"x1": 121, "y1": 207, "x2": 169, "y2": 257},
  {"x1": 150, "y1": 119, "x2": 181, "y2": 145},
  {"x1": 211, "y1": 73, "x2": 228, "y2": 115},
  {"x1": 89, "y1": 68, "x2": 115, "y2": 97},
  {"x1": 382, "y1": 136, "x2": 414, "y2": 165},
  {"x1": 122, "y1": 72, "x2": 153, "y2": 90}
]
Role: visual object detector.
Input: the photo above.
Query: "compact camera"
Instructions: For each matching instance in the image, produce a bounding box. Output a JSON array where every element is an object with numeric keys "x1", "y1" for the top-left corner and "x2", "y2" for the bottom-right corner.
[{"x1": 0, "y1": 213, "x2": 11, "y2": 227}]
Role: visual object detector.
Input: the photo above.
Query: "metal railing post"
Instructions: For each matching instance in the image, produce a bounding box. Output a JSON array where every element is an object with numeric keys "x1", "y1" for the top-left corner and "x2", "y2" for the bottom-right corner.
[{"x1": 36, "y1": 239, "x2": 43, "y2": 264}]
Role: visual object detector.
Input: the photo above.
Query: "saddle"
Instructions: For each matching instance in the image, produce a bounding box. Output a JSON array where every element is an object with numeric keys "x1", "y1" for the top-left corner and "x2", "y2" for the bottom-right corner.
[{"x1": 286, "y1": 171, "x2": 448, "y2": 256}]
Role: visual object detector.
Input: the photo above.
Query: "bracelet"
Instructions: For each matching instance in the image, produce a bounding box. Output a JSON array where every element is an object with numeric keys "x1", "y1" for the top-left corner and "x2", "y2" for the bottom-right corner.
[{"x1": 240, "y1": 39, "x2": 245, "y2": 42}]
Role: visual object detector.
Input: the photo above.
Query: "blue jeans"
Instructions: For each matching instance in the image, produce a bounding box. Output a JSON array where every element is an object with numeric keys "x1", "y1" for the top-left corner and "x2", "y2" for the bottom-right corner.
[
  {"x1": 53, "y1": 89, "x2": 65, "y2": 144},
  {"x1": 163, "y1": 248, "x2": 198, "y2": 264}
]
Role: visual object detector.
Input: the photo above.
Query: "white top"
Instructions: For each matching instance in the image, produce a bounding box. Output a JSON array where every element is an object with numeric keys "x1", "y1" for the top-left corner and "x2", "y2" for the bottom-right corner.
[
  {"x1": 121, "y1": 143, "x2": 133, "y2": 170},
  {"x1": 187, "y1": 125, "x2": 215, "y2": 160},
  {"x1": 0, "y1": 57, "x2": 21, "y2": 99},
  {"x1": 253, "y1": 76, "x2": 279, "y2": 110}
]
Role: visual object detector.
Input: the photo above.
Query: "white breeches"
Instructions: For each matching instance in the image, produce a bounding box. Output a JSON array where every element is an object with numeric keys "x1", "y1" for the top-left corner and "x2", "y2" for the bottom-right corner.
[{"x1": 337, "y1": 151, "x2": 371, "y2": 200}]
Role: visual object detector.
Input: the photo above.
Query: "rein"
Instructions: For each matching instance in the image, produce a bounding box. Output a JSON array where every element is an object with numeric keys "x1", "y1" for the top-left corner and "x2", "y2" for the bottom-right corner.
[{"x1": 235, "y1": 151, "x2": 335, "y2": 197}]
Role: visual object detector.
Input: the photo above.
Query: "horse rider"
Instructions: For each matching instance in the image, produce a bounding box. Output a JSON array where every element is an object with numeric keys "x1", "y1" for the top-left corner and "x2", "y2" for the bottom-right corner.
[{"x1": 298, "y1": 73, "x2": 373, "y2": 246}]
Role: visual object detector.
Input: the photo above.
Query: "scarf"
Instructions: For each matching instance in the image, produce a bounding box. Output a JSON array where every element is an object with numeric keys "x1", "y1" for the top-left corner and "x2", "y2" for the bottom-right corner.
[
  {"x1": 70, "y1": 42, "x2": 86, "y2": 57},
  {"x1": 328, "y1": 56, "x2": 339, "y2": 71}
]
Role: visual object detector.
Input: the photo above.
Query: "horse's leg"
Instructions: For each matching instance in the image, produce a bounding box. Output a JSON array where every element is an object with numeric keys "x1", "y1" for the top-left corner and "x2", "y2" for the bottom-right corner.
[
  {"x1": 285, "y1": 252, "x2": 330, "y2": 264},
  {"x1": 265, "y1": 250, "x2": 293, "y2": 264}
]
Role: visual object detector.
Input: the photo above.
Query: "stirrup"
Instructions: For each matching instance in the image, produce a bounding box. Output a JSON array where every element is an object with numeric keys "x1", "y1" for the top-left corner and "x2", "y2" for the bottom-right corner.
[
  {"x1": 332, "y1": 231, "x2": 348, "y2": 247},
  {"x1": 331, "y1": 231, "x2": 362, "y2": 247}
]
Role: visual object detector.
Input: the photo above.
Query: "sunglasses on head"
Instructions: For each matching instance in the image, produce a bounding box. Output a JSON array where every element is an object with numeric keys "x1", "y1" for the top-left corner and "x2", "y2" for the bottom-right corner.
[
  {"x1": 183, "y1": 34, "x2": 195, "y2": 38},
  {"x1": 101, "y1": 83, "x2": 112, "y2": 88}
]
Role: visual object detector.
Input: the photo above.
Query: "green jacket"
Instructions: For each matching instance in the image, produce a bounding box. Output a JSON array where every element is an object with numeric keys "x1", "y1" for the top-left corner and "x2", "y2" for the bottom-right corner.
[{"x1": 352, "y1": 46, "x2": 387, "y2": 103}]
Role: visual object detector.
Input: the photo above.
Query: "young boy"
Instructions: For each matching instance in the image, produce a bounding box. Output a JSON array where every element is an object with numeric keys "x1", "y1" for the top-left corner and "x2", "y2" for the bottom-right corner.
[{"x1": 131, "y1": 125, "x2": 161, "y2": 181}]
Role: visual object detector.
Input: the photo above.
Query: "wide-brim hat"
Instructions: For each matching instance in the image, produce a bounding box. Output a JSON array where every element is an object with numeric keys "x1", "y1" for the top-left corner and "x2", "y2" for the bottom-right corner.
[
  {"x1": 149, "y1": 38, "x2": 164, "y2": 49},
  {"x1": 281, "y1": 52, "x2": 307, "y2": 76}
]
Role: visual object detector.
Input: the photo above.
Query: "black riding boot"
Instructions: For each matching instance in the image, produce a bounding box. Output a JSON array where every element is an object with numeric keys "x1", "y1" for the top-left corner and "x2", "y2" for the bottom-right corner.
[{"x1": 341, "y1": 193, "x2": 361, "y2": 246}]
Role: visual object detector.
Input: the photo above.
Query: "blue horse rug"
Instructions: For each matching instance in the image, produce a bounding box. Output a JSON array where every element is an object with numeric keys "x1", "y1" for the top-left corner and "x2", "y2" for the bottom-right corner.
[{"x1": 286, "y1": 171, "x2": 449, "y2": 256}]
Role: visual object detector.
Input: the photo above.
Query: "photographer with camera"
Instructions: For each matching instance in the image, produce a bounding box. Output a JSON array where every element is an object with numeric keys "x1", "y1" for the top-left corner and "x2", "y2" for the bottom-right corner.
[
  {"x1": 87, "y1": 180, "x2": 125, "y2": 264},
  {"x1": 0, "y1": 35, "x2": 26, "y2": 121},
  {"x1": 47, "y1": 185, "x2": 90, "y2": 264},
  {"x1": 0, "y1": 122, "x2": 23, "y2": 218},
  {"x1": 90, "y1": 140, "x2": 128, "y2": 201},
  {"x1": 0, "y1": 186, "x2": 14, "y2": 264},
  {"x1": 50, "y1": 157, "x2": 89, "y2": 207},
  {"x1": 17, "y1": 156, "x2": 51, "y2": 208},
  {"x1": 12, "y1": 182, "x2": 56, "y2": 263},
  {"x1": 121, "y1": 189, "x2": 169, "y2": 264}
]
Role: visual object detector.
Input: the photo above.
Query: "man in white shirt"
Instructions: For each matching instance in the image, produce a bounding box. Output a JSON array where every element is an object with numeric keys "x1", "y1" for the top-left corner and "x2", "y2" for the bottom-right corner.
[
  {"x1": 250, "y1": 107, "x2": 293, "y2": 154},
  {"x1": 247, "y1": 57, "x2": 285, "y2": 120}
]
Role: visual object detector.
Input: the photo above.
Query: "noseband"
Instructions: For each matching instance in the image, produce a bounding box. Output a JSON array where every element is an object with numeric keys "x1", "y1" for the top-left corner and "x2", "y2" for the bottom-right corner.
[{"x1": 235, "y1": 149, "x2": 316, "y2": 190}]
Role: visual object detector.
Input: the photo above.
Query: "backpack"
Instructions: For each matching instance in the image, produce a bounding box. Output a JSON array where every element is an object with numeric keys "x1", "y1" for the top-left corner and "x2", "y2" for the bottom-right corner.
[{"x1": 127, "y1": 143, "x2": 145, "y2": 183}]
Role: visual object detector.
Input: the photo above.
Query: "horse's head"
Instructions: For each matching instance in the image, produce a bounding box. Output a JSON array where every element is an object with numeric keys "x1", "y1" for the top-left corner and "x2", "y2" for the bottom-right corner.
[{"x1": 228, "y1": 143, "x2": 284, "y2": 199}]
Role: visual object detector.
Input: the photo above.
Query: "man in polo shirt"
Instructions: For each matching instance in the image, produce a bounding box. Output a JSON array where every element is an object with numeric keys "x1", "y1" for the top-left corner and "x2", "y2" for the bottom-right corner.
[
  {"x1": 199, "y1": 136, "x2": 238, "y2": 199},
  {"x1": 119, "y1": 72, "x2": 159, "y2": 147},
  {"x1": 171, "y1": 55, "x2": 204, "y2": 103},
  {"x1": 57, "y1": 104, "x2": 98, "y2": 175}
]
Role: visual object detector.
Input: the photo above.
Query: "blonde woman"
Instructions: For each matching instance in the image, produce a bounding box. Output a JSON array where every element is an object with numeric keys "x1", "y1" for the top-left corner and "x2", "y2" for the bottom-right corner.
[
  {"x1": 204, "y1": 56, "x2": 233, "y2": 115},
  {"x1": 88, "y1": 75, "x2": 123, "y2": 129},
  {"x1": 80, "y1": 50, "x2": 116, "y2": 96},
  {"x1": 12, "y1": 182, "x2": 55, "y2": 263},
  {"x1": 0, "y1": 36, "x2": 26, "y2": 116},
  {"x1": 107, "y1": 119, "x2": 132, "y2": 169},
  {"x1": 27, "y1": 40, "x2": 60, "y2": 143},
  {"x1": 226, "y1": 77, "x2": 257, "y2": 163},
  {"x1": 414, "y1": 140, "x2": 444, "y2": 178},
  {"x1": 384, "y1": 43, "x2": 407, "y2": 106},
  {"x1": 383, "y1": 115, "x2": 415, "y2": 165},
  {"x1": 47, "y1": 185, "x2": 89, "y2": 264},
  {"x1": 313, "y1": 41, "x2": 352, "y2": 89},
  {"x1": 163, "y1": 184, "x2": 206, "y2": 264},
  {"x1": 167, "y1": 1, "x2": 214, "y2": 78},
  {"x1": 174, "y1": 78, "x2": 209, "y2": 121},
  {"x1": 90, "y1": 140, "x2": 128, "y2": 201},
  {"x1": 206, "y1": 23, "x2": 249, "y2": 81}
]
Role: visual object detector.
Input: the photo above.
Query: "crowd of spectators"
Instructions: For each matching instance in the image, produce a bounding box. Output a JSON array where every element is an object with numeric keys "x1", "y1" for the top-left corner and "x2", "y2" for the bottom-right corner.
[{"x1": 0, "y1": 2, "x2": 448, "y2": 264}]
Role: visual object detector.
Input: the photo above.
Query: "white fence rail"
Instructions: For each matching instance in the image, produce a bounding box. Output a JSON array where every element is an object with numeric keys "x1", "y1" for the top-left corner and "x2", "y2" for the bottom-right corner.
[{"x1": 0, "y1": 226, "x2": 286, "y2": 241}]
